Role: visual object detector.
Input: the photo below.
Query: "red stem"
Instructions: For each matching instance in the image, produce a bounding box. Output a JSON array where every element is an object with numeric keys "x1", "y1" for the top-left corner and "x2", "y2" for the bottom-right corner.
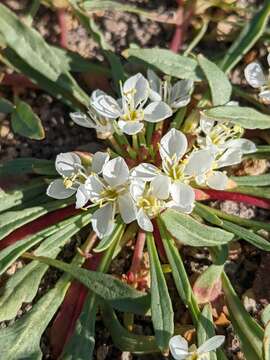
[
  {"x1": 195, "y1": 189, "x2": 270, "y2": 210},
  {"x1": 127, "y1": 230, "x2": 146, "y2": 283},
  {"x1": 57, "y1": 9, "x2": 68, "y2": 49},
  {"x1": 2, "y1": 73, "x2": 38, "y2": 89},
  {"x1": 152, "y1": 219, "x2": 167, "y2": 263}
]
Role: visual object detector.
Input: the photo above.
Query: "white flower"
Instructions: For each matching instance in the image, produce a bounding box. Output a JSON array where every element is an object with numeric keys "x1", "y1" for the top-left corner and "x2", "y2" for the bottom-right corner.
[
  {"x1": 91, "y1": 73, "x2": 172, "y2": 135},
  {"x1": 85, "y1": 157, "x2": 136, "y2": 238},
  {"x1": 169, "y1": 335, "x2": 225, "y2": 360},
  {"x1": 244, "y1": 53, "x2": 270, "y2": 103},
  {"x1": 70, "y1": 90, "x2": 114, "y2": 139},
  {"x1": 131, "y1": 128, "x2": 196, "y2": 213},
  {"x1": 147, "y1": 69, "x2": 193, "y2": 112},
  {"x1": 46, "y1": 151, "x2": 109, "y2": 209}
]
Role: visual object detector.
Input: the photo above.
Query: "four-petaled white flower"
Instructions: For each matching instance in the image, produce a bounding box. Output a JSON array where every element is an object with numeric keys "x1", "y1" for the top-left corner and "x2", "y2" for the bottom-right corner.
[
  {"x1": 147, "y1": 69, "x2": 193, "y2": 112},
  {"x1": 46, "y1": 151, "x2": 109, "y2": 209},
  {"x1": 190, "y1": 116, "x2": 256, "y2": 190},
  {"x1": 84, "y1": 157, "x2": 136, "y2": 238},
  {"x1": 91, "y1": 73, "x2": 172, "y2": 135},
  {"x1": 244, "y1": 53, "x2": 270, "y2": 103},
  {"x1": 169, "y1": 334, "x2": 225, "y2": 360},
  {"x1": 70, "y1": 90, "x2": 114, "y2": 139}
]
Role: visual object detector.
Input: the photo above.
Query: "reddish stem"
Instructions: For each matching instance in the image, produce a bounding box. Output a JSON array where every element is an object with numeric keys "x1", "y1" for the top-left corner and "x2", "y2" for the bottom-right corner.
[
  {"x1": 152, "y1": 219, "x2": 167, "y2": 263},
  {"x1": 195, "y1": 189, "x2": 270, "y2": 210},
  {"x1": 0, "y1": 205, "x2": 79, "y2": 251},
  {"x1": 57, "y1": 9, "x2": 68, "y2": 49},
  {"x1": 2, "y1": 73, "x2": 38, "y2": 89},
  {"x1": 127, "y1": 230, "x2": 146, "y2": 283}
]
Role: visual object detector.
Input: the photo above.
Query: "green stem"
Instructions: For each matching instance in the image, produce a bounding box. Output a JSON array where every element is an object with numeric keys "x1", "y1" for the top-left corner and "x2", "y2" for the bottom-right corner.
[
  {"x1": 184, "y1": 19, "x2": 209, "y2": 56},
  {"x1": 24, "y1": 0, "x2": 40, "y2": 26},
  {"x1": 170, "y1": 107, "x2": 187, "y2": 130},
  {"x1": 146, "y1": 123, "x2": 155, "y2": 146}
]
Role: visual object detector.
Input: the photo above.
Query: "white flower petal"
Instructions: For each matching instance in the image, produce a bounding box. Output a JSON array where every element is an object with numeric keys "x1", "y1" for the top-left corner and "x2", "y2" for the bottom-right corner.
[
  {"x1": 144, "y1": 101, "x2": 173, "y2": 123},
  {"x1": 200, "y1": 116, "x2": 214, "y2": 135},
  {"x1": 123, "y1": 73, "x2": 149, "y2": 106},
  {"x1": 224, "y1": 138, "x2": 256, "y2": 154},
  {"x1": 259, "y1": 90, "x2": 270, "y2": 103},
  {"x1": 137, "y1": 208, "x2": 153, "y2": 232},
  {"x1": 169, "y1": 182, "x2": 195, "y2": 213},
  {"x1": 151, "y1": 174, "x2": 170, "y2": 200},
  {"x1": 147, "y1": 69, "x2": 162, "y2": 101},
  {"x1": 75, "y1": 184, "x2": 90, "y2": 208},
  {"x1": 91, "y1": 203, "x2": 115, "y2": 238},
  {"x1": 85, "y1": 175, "x2": 105, "y2": 202},
  {"x1": 70, "y1": 112, "x2": 93, "y2": 128},
  {"x1": 169, "y1": 335, "x2": 189, "y2": 360},
  {"x1": 131, "y1": 163, "x2": 159, "y2": 181},
  {"x1": 91, "y1": 151, "x2": 110, "y2": 174},
  {"x1": 184, "y1": 149, "x2": 214, "y2": 176},
  {"x1": 244, "y1": 62, "x2": 266, "y2": 88},
  {"x1": 206, "y1": 171, "x2": 228, "y2": 190},
  {"x1": 267, "y1": 53, "x2": 270, "y2": 67},
  {"x1": 170, "y1": 79, "x2": 193, "y2": 109},
  {"x1": 55, "y1": 152, "x2": 82, "y2": 177},
  {"x1": 130, "y1": 179, "x2": 145, "y2": 200},
  {"x1": 118, "y1": 193, "x2": 137, "y2": 224},
  {"x1": 46, "y1": 179, "x2": 76, "y2": 200},
  {"x1": 197, "y1": 335, "x2": 225, "y2": 355},
  {"x1": 118, "y1": 120, "x2": 144, "y2": 135},
  {"x1": 217, "y1": 148, "x2": 242, "y2": 168},
  {"x1": 91, "y1": 93, "x2": 122, "y2": 119},
  {"x1": 160, "y1": 128, "x2": 188, "y2": 162},
  {"x1": 103, "y1": 157, "x2": 129, "y2": 187}
]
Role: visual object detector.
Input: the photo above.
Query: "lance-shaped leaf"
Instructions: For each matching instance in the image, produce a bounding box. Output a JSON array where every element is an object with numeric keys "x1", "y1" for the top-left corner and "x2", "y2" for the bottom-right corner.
[
  {"x1": 0, "y1": 198, "x2": 74, "y2": 241},
  {"x1": 230, "y1": 186, "x2": 270, "y2": 200},
  {"x1": 0, "y1": 274, "x2": 71, "y2": 360},
  {"x1": 101, "y1": 302, "x2": 159, "y2": 353},
  {"x1": 197, "y1": 54, "x2": 232, "y2": 106},
  {"x1": 123, "y1": 48, "x2": 203, "y2": 81},
  {"x1": 11, "y1": 98, "x2": 45, "y2": 140},
  {"x1": 147, "y1": 232, "x2": 174, "y2": 351},
  {"x1": 0, "y1": 157, "x2": 56, "y2": 176},
  {"x1": 158, "y1": 217, "x2": 200, "y2": 323},
  {"x1": 193, "y1": 246, "x2": 228, "y2": 304},
  {"x1": 220, "y1": 1, "x2": 270, "y2": 72},
  {"x1": 231, "y1": 174, "x2": 270, "y2": 187},
  {"x1": 94, "y1": 217, "x2": 125, "y2": 252},
  {"x1": 27, "y1": 255, "x2": 150, "y2": 315},
  {"x1": 161, "y1": 209, "x2": 234, "y2": 247},
  {"x1": 0, "y1": 213, "x2": 91, "y2": 321},
  {"x1": 0, "y1": 97, "x2": 13, "y2": 114},
  {"x1": 204, "y1": 106, "x2": 270, "y2": 129},
  {"x1": 222, "y1": 272, "x2": 263, "y2": 360}
]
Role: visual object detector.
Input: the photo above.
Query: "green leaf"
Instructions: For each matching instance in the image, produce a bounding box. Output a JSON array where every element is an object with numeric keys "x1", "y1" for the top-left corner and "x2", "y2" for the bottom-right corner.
[
  {"x1": 197, "y1": 304, "x2": 217, "y2": 360},
  {"x1": 231, "y1": 174, "x2": 270, "y2": 187},
  {"x1": 262, "y1": 305, "x2": 270, "y2": 326},
  {"x1": 11, "y1": 98, "x2": 45, "y2": 140},
  {"x1": 0, "y1": 213, "x2": 90, "y2": 276},
  {"x1": 220, "y1": 220, "x2": 270, "y2": 251},
  {"x1": 222, "y1": 272, "x2": 263, "y2": 360},
  {"x1": 0, "y1": 198, "x2": 74, "y2": 241},
  {"x1": 204, "y1": 106, "x2": 270, "y2": 129},
  {"x1": 197, "y1": 54, "x2": 232, "y2": 106},
  {"x1": 193, "y1": 246, "x2": 228, "y2": 304},
  {"x1": 194, "y1": 203, "x2": 223, "y2": 226},
  {"x1": 158, "y1": 217, "x2": 200, "y2": 323},
  {"x1": 101, "y1": 302, "x2": 159, "y2": 353},
  {"x1": 0, "y1": 3, "x2": 89, "y2": 108},
  {"x1": 62, "y1": 294, "x2": 98, "y2": 360},
  {"x1": 229, "y1": 185, "x2": 270, "y2": 199},
  {"x1": 0, "y1": 178, "x2": 46, "y2": 213},
  {"x1": 0, "y1": 157, "x2": 56, "y2": 176},
  {"x1": 0, "y1": 274, "x2": 71, "y2": 360},
  {"x1": 123, "y1": 48, "x2": 203, "y2": 81},
  {"x1": 161, "y1": 209, "x2": 234, "y2": 247},
  {"x1": 263, "y1": 322, "x2": 270, "y2": 360},
  {"x1": 220, "y1": 2, "x2": 270, "y2": 72},
  {"x1": 0, "y1": 97, "x2": 13, "y2": 114},
  {"x1": 94, "y1": 218, "x2": 125, "y2": 252},
  {"x1": 0, "y1": 213, "x2": 90, "y2": 321},
  {"x1": 146, "y1": 232, "x2": 174, "y2": 351},
  {"x1": 103, "y1": 50, "x2": 126, "y2": 95},
  {"x1": 29, "y1": 255, "x2": 150, "y2": 315}
]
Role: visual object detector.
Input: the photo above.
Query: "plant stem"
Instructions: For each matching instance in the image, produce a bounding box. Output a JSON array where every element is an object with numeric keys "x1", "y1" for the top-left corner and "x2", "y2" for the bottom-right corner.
[
  {"x1": 184, "y1": 19, "x2": 209, "y2": 56},
  {"x1": 128, "y1": 230, "x2": 146, "y2": 282},
  {"x1": 170, "y1": 107, "x2": 187, "y2": 129}
]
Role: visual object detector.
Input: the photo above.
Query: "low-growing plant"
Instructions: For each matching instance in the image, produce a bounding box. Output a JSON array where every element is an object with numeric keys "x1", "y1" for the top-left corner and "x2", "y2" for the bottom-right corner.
[{"x1": 1, "y1": 1, "x2": 270, "y2": 360}]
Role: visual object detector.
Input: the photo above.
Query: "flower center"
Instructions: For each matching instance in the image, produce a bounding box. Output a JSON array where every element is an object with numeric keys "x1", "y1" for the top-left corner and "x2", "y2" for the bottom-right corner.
[
  {"x1": 100, "y1": 187, "x2": 119, "y2": 203},
  {"x1": 63, "y1": 178, "x2": 74, "y2": 189},
  {"x1": 210, "y1": 123, "x2": 243, "y2": 145},
  {"x1": 122, "y1": 109, "x2": 144, "y2": 122},
  {"x1": 137, "y1": 194, "x2": 164, "y2": 217}
]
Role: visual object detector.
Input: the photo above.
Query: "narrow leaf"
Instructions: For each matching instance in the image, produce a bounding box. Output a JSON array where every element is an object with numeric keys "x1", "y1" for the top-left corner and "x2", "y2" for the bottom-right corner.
[
  {"x1": 197, "y1": 54, "x2": 232, "y2": 106},
  {"x1": 231, "y1": 174, "x2": 270, "y2": 187},
  {"x1": 147, "y1": 232, "x2": 174, "y2": 351},
  {"x1": 0, "y1": 157, "x2": 56, "y2": 176}
]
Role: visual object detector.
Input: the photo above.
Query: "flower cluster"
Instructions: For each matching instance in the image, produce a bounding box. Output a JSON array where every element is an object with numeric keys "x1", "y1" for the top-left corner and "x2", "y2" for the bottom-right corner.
[
  {"x1": 47, "y1": 100, "x2": 255, "y2": 238},
  {"x1": 169, "y1": 334, "x2": 225, "y2": 360},
  {"x1": 244, "y1": 52, "x2": 270, "y2": 103}
]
